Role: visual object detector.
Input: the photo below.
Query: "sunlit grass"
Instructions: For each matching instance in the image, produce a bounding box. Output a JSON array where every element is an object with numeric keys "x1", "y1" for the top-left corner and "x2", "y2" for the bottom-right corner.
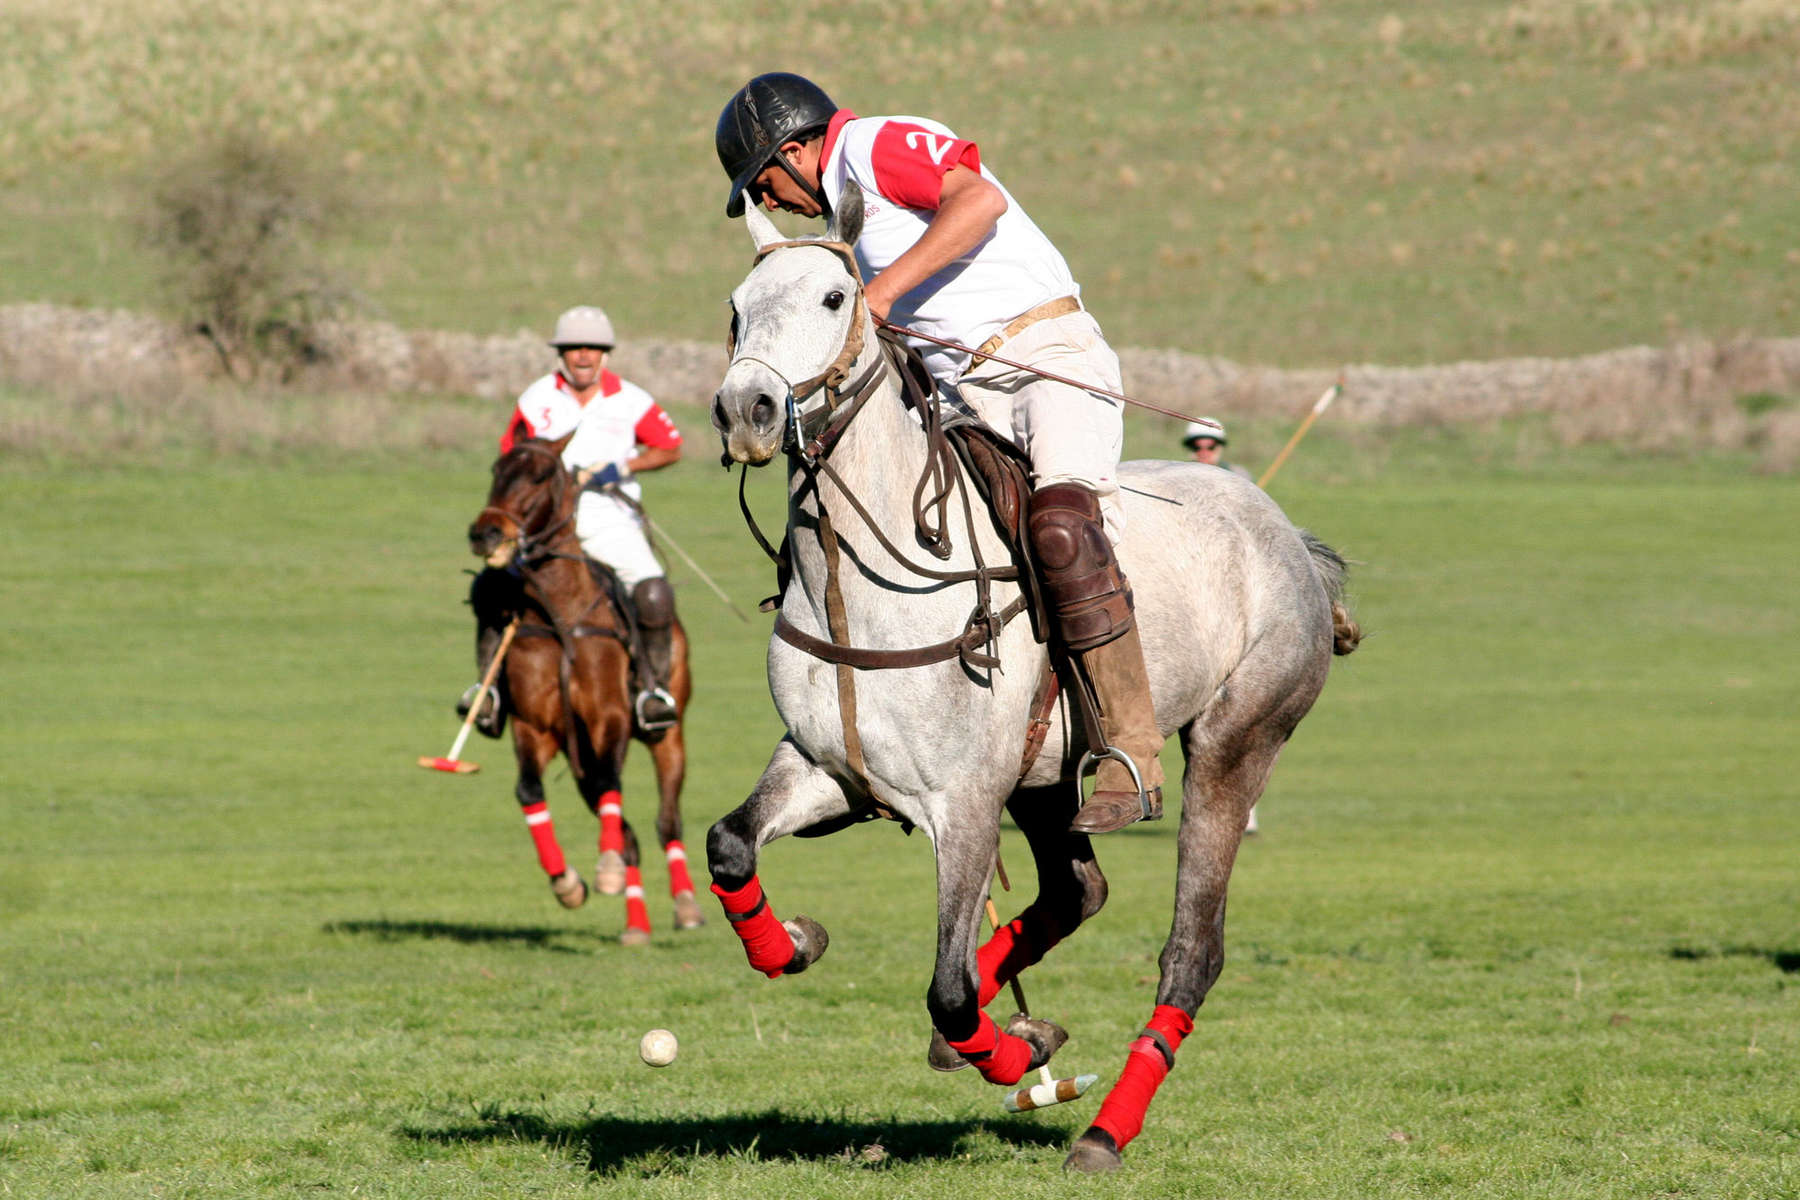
[{"x1": 1, "y1": 0, "x2": 1796, "y2": 365}]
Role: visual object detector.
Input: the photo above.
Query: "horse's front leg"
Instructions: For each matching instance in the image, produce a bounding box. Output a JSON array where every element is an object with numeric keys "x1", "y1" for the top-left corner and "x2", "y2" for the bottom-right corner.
[
  {"x1": 706, "y1": 736, "x2": 854, "y2": 977},
  {"x1": 927, "y1": 813, "x2": 1068, "y2": 1086}
]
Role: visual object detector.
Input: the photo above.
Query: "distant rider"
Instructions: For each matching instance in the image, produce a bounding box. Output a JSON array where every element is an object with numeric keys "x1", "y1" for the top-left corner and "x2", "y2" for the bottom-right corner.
[
  {"x1": 460, "y1": 305, "x2": 685, "y2": 735},
  {"x1": 715, "y1": 73, "x2": 1162, "y2": 834},
  {"x1": 1183, "y1": 420, "x2": 1253, "y2": 480}
]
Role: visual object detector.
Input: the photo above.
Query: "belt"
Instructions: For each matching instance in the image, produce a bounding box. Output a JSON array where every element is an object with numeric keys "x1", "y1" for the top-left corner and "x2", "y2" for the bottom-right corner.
[{"x1": 968, "y1": 296, "x2": 1082, "y2": 368}]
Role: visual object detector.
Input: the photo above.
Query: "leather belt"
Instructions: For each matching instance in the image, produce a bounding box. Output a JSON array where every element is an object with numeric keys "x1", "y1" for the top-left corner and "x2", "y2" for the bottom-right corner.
[{"x1": 968, "y1": 295, "x2": 1082, "y2": 368}]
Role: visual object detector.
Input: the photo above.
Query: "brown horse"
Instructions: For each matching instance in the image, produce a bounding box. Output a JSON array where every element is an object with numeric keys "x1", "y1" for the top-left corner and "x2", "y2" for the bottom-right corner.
[{"x1": 466, "y1": 436, "x2": 701, "y2": 943}]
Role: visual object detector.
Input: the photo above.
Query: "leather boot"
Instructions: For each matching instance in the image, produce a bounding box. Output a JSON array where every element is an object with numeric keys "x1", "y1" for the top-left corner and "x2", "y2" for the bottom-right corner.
[
  {"x1": 1026, "y1": 483, "x2": 1163, "y2": 835},
  {"x1": 1068, "y1": 622, "x2": 1164, "y2": 834},
  {"x1": 630, "y1": 577, "x2": 679, "y2": 733}
]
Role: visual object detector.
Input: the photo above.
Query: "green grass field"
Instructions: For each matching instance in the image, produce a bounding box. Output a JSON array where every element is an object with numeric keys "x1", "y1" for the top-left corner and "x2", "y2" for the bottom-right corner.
[
  {"x1": 3, "y1": 0, "x2": 1797, "y2": 365},
  {"x1": 2, "y1": 422, "x2": 1794, "y2": 1197}
]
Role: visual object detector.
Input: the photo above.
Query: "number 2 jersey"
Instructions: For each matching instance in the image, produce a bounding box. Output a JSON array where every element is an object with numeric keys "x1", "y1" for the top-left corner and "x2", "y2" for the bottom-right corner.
[{"x1": 816, "y1": 109, "x2": 1082, "y2": 382}]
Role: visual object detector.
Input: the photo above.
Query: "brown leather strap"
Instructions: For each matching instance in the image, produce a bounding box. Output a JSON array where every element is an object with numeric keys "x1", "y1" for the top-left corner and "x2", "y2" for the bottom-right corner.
[
  {"x1": 1017, "y1": 669, "x2": 1062, "y2": 778},
  {"x1": 772, "y1": 597, "x2": 1025, "y2": 672},
  {"x1": 815, "y1": 501, "x2": 868, "y2": 782},
  {"x1": 969, "y1": 295, "x2": 1081, "y2": 367}
]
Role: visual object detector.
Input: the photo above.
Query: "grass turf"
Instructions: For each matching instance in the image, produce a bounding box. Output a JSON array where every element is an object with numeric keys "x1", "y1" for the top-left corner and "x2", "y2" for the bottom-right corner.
[{"x1": 0, "y1": 432, "x2": 1794, "y2": 1196}]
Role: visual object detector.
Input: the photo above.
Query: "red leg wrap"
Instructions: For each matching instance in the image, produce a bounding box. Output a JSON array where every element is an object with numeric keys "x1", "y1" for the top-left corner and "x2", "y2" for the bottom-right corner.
[
  {"x1": 976, "y1": 904, "x2": 1066, "y2": 1008},
  {"x1": 664, "y1": 839, "x2": 696, "y2": 896},
  {"x1": 1091, "y1": 1005, "x2": 1195, "y2": 1150},
  {"x1": 520, "y1": 802, "x2": 567, "y2": 877},
  {"x1": 623, "y1": 865, "x2": 651, "y2": 934},
  {"x1": 947, "y1": 1011, "x2": 1033, "y2": 1086},
  {"x1": 710, "y1": 876, "x2": 795, "y2": 979},
  {"x1": 597, "y1": 792, "x2": 625, "y2": 855}
]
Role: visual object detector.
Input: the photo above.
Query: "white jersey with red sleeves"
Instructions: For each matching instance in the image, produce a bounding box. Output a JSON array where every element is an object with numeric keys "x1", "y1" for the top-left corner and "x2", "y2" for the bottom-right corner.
[
  {"x1": 503, "y1": 370, "x2": 681, "y2": 503},
  {"x1": 817, "y1": 110, "x2": 1080, "y2": 381}
]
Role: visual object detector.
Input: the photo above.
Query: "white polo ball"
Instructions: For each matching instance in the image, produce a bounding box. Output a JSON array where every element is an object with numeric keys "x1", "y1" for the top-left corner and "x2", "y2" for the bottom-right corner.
[{"x1": 638, "y1": 1028, "x2": 678, "y2": 1067}]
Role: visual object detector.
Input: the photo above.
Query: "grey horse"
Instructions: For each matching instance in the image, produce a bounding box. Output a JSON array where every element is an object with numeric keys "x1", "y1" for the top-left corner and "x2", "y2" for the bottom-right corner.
[{"x1": 706, "y1": 185, "x2": 1359, "y2": 1173}]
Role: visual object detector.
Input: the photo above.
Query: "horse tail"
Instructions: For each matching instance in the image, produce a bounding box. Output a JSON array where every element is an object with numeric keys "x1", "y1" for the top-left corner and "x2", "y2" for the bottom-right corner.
[{"x1": 1300, "y1": 530, "x2": 1362, "y2": 656}]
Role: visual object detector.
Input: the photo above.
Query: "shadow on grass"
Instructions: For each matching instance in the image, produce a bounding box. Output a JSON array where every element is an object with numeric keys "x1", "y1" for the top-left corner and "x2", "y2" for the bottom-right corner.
[
  {"x1": 403, "y1": 1106, "x2": 1071, "y2": 1175},
  {"x1": 322, "y1": 918, "x2": 606, "y2": 955},
  {"x1": 1669, "y1": 945, "x2": 1800, "y2": 974}
]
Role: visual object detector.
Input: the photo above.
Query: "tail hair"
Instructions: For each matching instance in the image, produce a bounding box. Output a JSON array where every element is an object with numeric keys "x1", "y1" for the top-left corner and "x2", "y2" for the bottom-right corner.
[{"x1": 1300, "y1": 531, "x2": 1362, "y2": 656}]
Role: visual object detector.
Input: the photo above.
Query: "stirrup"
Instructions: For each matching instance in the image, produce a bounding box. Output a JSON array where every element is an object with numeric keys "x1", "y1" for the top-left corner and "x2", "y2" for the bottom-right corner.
[
  {"x1": 633, "y1": 687, "x2": 678, "y2": 732},
  {"x1": 457, "y1": 683, "x2": 504, "y2": 737},
  {"x1": 1074, "y1": 745, "x2": 1158, "y2": 823}
]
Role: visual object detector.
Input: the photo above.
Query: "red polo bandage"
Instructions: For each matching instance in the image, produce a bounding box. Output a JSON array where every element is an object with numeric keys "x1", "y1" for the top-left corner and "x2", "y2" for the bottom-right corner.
[
  {"x1": 947, "y1": 1010, "x2": 1033, "y2": 1085},
  {"x1": 519, "y1": 802, "x2": 567, "y2": 877},
  {"x1": 664, "y1": 839, "x2": 696, "y2": 896},
  {"x1": 1090, "y1": 1005, "x2": 1196, "y2": 1150},
  {"x1": 976, "y1": 904, "x2": 1068, "y2": 1008},
  {"x1": 710, "y1": 876, "x2": 795, "y2": 978},
  {"x1": 597, "y1": 792, "x2": 624, "y2": 855},
  {"x1": 623, "y1": 865, "x2": 651, "y2": 936}
]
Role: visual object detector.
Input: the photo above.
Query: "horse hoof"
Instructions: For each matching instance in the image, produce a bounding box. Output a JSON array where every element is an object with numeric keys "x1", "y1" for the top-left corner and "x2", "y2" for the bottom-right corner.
[
  {"x1": 781, "y1": 914, "x2": 829, "y2": 974},
  {"x1": 595, "y1": 850, "x2": 627, "y2": 896},
  {"x1": 927, "y1": 1029, "x2": 971, "y2": 1072},
  {"x1": 550, "y1": 868, "x2": 588, "y2": 910},
  {"x1": 672, "y1": 890, "x2": 706, "y2": 930},
  {"x1": 1003, "y1": 1012, "x2": 1069, "y2": 1070},
  {"x1": 619, "y1": 926, "x2": 652, "y2": 948},
  {"x1": 1063, "y1": 1129, "x2": 1123, "y2": 1173}
]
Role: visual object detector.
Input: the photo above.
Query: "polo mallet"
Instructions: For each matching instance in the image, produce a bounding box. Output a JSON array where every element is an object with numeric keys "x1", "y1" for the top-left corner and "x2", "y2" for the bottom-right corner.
[
  {"x1": 988, "y1": 854, "x2": 1098, "y2": 1113},
  {"x1": 418, "y1": 617, "x2": 518, "y2": 774},
  {"x1": 1257, "y1": 376, "x2": 1343, "y2": 490}
]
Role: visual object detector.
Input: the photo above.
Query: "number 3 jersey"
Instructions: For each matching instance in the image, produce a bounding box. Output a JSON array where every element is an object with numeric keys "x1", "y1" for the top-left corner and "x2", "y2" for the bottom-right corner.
[{"x1": 817, "y1": 110, "x2": 1081, "y2": 382}]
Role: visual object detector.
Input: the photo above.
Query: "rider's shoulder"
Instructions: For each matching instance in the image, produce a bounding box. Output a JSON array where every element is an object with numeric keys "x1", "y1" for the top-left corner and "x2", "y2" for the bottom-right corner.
[{"x1": 516, "y1": 372, "x2": 566, "y2": 405}]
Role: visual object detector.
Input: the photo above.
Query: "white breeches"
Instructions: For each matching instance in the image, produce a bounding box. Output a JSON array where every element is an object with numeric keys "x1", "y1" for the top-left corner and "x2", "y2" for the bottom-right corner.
[
  {"x1": 953, "y1": 309, "x2": 1127, "y2": 543},
  {"x1": 574, "y1": 491, "x2": 664, "y2": 588}
]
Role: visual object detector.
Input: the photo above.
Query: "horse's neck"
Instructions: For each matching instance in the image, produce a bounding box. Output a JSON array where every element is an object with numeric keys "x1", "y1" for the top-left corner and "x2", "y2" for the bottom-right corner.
[
  {"x1": 524, "y1": 528, "x2": 609, "y2": 627},
  {"x1": 789, "y1": 344, "x2": 930, "y2": 537}
]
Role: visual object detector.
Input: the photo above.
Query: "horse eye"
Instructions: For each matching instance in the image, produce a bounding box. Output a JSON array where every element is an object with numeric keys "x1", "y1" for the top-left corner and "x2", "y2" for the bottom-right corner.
[{"x1": 824, "y1": 290, "x2": 845, "y2": 311}]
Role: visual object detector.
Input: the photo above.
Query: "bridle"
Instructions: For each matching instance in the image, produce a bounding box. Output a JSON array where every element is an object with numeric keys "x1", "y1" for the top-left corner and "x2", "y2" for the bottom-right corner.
[
  {"x1": 476, "y1": 440, "x2": 578, "y2": 567},
  {"x1": 726, "y1": 238, "x2": 890, "y2": 464}
]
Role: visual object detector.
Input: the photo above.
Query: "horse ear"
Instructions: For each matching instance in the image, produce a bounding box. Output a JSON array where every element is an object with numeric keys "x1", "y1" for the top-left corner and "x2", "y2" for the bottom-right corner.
[
  {"x1": 548, "y1": 432, "x2": 574, "y2": 461},
  {"x1": 745, "y1": 203, "x2": 784, "y2": 252},
  {"x1": 826, "y1": 181, "x2": 863, "y2": 245}
]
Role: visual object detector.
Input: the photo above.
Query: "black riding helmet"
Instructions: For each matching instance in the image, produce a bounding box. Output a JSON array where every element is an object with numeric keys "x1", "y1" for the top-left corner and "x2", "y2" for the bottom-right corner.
[{"x1": 717, "y1": 72, "x2": 838, "y2": 218}]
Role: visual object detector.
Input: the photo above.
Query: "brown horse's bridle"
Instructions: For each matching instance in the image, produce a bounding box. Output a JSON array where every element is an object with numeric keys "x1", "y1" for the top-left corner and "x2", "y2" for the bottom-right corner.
[{"x1": 477, "y1": 440, "x2": 579, "y2": 568}]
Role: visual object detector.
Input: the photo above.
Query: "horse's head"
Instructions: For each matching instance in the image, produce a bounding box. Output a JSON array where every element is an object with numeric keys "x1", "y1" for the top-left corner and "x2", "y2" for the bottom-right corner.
[
  {"x1": 713, "y1": 183, "x2": 868, "y2": 466},
  {"x1": 468, "y1": 436, "x2": 573, "y2": 568}
]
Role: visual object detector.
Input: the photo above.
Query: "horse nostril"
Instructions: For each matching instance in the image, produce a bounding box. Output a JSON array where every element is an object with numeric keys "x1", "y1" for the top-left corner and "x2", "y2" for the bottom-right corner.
[
  {"x1": 750, "y1": 394, "x2": 777, "y2": 429},
  {"x1": 711, "y1": 394, "x2": 728, "y2": 430}
]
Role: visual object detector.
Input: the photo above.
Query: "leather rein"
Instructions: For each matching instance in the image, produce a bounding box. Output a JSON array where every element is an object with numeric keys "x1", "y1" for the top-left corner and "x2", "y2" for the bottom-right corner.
[{"x1": 730, "y1": 241, "x2": 1030, "y2": 678}]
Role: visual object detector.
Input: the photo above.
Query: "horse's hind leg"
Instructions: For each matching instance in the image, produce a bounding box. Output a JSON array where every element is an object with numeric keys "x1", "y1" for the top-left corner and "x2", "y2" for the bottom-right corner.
[
  {"x1": 926, "y1": 786, "x2": 1100, "y2": 1073},
  {"x1": 706, "y1": 736, "x2": 855, "y2": 977},
  {"x1": 1066, "y1": 721, "x2": 1291, "y2": 1173},
  {"x1": 643, "y1": 721, "x2": 702, "y2": 929},
  {"x1": 982, "y1": 786, "x2": 1108, "y2": 1008},
  {"x1": 511, "y1": 722, "x2": 587, "y2": 909}
]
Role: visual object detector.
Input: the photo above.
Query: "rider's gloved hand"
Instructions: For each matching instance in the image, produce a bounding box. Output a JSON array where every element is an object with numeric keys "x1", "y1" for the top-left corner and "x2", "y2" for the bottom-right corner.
[{"x1": 584, "y1": 461, "x2": 631, "y2": 490}]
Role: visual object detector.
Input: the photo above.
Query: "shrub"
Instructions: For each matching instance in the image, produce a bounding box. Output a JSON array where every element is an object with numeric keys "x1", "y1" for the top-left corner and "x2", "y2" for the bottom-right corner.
[{"x1": 142, "y1": 130, "x2": 356, "y2": 382}]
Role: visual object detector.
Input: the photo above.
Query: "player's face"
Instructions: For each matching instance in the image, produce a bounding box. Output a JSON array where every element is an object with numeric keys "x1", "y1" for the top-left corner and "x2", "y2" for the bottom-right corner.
[
  {"x1": 559, "y1": 345, "x2": 606, "y2": 390},
  {"x1": 1192, "y1": 439, "x2": 1222, "y2": 464},
  {"x1": 750, "y1": 144, "x2": 823, "y2": 218}
]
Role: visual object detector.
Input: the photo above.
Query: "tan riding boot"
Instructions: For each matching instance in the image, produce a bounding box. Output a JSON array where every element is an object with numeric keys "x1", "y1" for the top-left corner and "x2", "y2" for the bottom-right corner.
[
  {"x1": 1070, "y1": 621, "x2": 1165, "y2": 834},
  {"x1": 1026, "y1": 482, "x2": 1164, "y2": 835}
]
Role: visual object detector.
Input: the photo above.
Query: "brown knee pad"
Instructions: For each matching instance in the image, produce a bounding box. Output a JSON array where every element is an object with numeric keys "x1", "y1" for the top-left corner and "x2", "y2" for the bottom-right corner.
[
  {"x1": 1026, "y1": 483, "x2": 1134, "y2": 651},
  {"x1": 630, "y1": 576, "x2": 676, "y2": 629}
]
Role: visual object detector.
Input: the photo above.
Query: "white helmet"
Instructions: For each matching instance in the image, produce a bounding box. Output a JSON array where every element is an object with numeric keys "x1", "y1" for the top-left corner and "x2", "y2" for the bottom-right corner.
[
  {"x1": 549, "y1": 305, "x2": 615, "y2": 349},
  {"x1": 1182, "y1": 418, "x2": 1226, "y2": 448}
]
